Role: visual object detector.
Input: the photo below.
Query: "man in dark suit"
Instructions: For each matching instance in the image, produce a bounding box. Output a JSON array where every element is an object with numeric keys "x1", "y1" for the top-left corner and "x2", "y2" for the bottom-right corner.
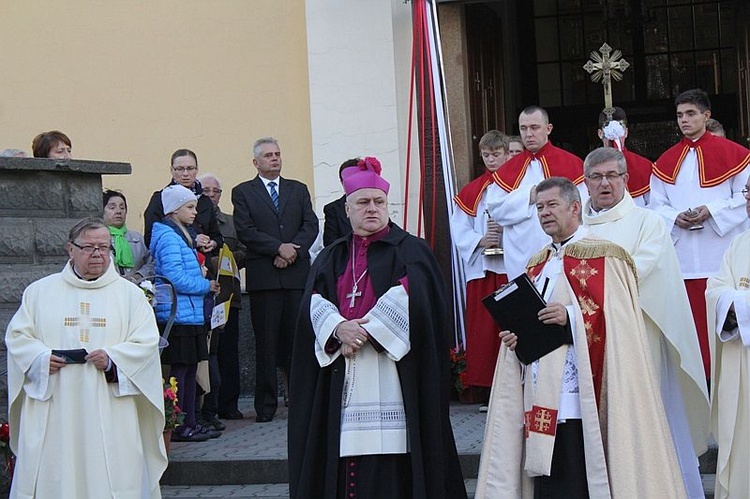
[
  {"x1": 232, "y1": 137, "x2": 318, "y2": 422},
  {"x1": 322, "y1": 158, "x2": 358, "y2": 246}
]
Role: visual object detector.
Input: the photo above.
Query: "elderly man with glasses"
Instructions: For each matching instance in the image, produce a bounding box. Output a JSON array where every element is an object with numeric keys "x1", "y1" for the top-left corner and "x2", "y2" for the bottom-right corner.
[
  {"x1": 5, "y1": 217, "x2": 167, "y2": 497},
  {"x1": 199, "y1": 173, "x2": 247, "y2": 421},
  {"x1": 582, "y1": 147, "x2": 710, "y2": 499}
]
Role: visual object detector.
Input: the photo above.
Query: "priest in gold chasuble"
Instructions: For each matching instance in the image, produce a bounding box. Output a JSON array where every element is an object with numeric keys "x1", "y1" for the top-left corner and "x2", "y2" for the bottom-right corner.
[{"x1": 476, "y1": 178, "x2": 686, "y2": 499}]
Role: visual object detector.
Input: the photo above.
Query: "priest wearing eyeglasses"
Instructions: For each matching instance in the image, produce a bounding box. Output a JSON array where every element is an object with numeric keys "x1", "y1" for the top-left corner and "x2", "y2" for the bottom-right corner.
[
  {"x1": 582, "y1": 147, "x2": 710, "y2": 499},
  {"x1": 5, "y1": 217, "x2": 167, "y2": 498},
  {"x1": 289, "y1": 157, "x2": 466, "y2": 499}
]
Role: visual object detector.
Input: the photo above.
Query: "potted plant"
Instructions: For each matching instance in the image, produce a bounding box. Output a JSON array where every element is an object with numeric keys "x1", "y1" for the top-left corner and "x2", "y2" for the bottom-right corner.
[
  {"x1": 163, "y1": 376, "x2": 185, "y2": 453},
  {"x1": 449, "y1": 346, "x2": 467, "y2": 399},
  {"x1": 0, "y1": 421, "x2": 13, "y2": 490}
]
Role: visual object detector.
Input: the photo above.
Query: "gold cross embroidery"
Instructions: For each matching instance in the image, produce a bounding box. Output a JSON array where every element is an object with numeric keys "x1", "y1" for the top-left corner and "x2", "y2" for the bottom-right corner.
[
  {"x1": 569, "y1": 259, "x2": 598, "y2": 288},
  {"x1": 577, "y1": 295, "x2": 600, "y2": 316},
  {"x1": 740, "y1": 277, "x2": 749, "y2": 290},
  {"x1": 63, "y1": 302, "x2": 106, "y2": 343},
  {"x1": 585, "y1": 321, "x2": 602, "y2": 345},
  {"x1": 534, "y1": 408, "x2": 554, "y2": 434}
]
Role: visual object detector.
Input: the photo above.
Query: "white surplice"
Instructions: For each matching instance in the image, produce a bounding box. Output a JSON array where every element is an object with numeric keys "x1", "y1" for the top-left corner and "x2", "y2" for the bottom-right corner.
[
  {"x1": 450, "y1": 193, "x2": 505, "y2": 282},
  {"x1": 310, "y1": 285, "x2": 410, "y2": 457},
  {"x1": 649, "y1": 148, "x2": 749, "y2": 278},
  {"x1": 486, "y1": 160, "x2": 588, "y2": 280}
]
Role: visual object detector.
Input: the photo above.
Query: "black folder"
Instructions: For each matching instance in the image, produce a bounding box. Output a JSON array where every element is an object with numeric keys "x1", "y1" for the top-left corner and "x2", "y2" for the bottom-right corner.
[
  {"x1": 482, "y1": 273, "x2": 572, "y2": 365},
  {"x1": 51, "y1": 348, "x2": 89, "y2": 364}
]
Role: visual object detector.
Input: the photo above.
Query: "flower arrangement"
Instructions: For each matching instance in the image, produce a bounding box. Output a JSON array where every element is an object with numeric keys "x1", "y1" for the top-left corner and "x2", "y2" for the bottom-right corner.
[
  {"x1": 0, "y1": 421, "x2": 14, "y2": 478},
  {"x1": 139, "y1": 280, "x2": 155, "y2": 305},
  {"x1": 163, "y1": 377, "x2": 185, "y2": 431},
  {"x1": 450, "y1": 346, "x2": 467, "y2": 394}
]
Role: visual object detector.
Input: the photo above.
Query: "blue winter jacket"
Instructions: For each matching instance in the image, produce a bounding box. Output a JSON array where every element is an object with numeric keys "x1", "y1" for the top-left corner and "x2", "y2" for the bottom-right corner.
[{"x1": 150, "y1": 221, "x2": 210, "y2": 325}]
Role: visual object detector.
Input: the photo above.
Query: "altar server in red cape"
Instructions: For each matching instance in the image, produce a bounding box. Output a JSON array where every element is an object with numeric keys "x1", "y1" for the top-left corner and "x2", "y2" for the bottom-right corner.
[
  {"x1": 650, "y1": 88, "x2": 750, "y2": 376},
  {"x1": 450, "y1": 130, "x2": 509, "y2": 395},
  {"x1": 486, "y1": 106, "x2": 586, "y2": 280},
  {"x1": 476, "y1": 177, "x2": 685, "y2": 498}
]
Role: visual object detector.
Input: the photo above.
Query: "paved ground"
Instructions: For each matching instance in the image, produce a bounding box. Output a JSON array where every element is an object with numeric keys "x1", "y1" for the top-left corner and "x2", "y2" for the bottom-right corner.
[{"x1": 160, "y1": 397, "x2": 716, "y2": 498}]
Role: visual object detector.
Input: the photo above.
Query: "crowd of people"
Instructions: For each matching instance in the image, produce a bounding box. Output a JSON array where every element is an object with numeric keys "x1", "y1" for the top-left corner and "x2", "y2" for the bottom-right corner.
[
  {"x1": 4, "y1": 86, "x2": 750, "y2": 498},
  {"x1": 452, "y1": 88, "x2": 749, "y2": 499}
]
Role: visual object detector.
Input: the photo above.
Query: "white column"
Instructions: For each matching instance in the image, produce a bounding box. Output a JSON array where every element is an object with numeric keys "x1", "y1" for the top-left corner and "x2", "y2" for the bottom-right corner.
[{"x1": 305, "y1": 0, "x2": 417, "y2": 227}]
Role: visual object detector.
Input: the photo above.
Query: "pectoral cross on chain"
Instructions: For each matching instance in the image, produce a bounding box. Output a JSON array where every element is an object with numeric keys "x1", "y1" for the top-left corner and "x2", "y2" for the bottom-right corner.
[
  {"x1": 346, "y1": 284, "x2": 362, "y2": 308},
  {"x1": 347, "y1": 269, "x2": 368, "y2": 308},
  {"x1": 583, "y1": 43, "x2": 630, "y2": 121},
  {"x1": 63, "y1": 302, "x2": 106, "y2": 343}
]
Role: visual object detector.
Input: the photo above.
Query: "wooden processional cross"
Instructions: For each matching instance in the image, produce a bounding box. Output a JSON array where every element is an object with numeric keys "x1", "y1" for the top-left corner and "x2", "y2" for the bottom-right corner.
[{"x1": 583, "y1": 43, "x2": 630, "y2": 122}]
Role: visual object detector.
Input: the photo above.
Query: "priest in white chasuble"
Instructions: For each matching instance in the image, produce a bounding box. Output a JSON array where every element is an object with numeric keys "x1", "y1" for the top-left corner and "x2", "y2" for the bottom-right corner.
[
  {"x1": 476, "y1": 177, "x2": 686, "y2": 499},
  {"x1": 706, "y1": 181, "x2": 750, "y2": 499},
  {"x1": 651, "y1": 89, "x2": 750, "y2": 378},
  {"x1": 582, "y1": 147, "x2": 709, "y2": 498},
  {"x1": 5, "y1": 218, "x2": 167, "y2": 499},
  {"x1": 289, "y1": 158, "x2": 466, "y2": 499}
]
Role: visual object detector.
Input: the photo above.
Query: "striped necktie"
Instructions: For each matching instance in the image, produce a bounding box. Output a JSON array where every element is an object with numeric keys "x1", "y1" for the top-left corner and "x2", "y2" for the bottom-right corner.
[{"x1": 268, "y1": 181, "x2": 279, "y2": 211}]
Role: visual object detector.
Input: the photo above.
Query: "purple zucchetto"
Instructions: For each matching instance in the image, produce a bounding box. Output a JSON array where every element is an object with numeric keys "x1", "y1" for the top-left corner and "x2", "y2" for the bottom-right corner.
[{"x1": 342, "y1": 157, "x2": 390, "y2": 196}]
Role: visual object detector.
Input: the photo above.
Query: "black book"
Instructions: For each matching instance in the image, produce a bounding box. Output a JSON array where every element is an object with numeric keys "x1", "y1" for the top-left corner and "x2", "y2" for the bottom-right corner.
[
  {"x1": 482, "y1": 273, "x2": 572, "y2": 365},
  {"x1": 51, "y1": 348, "x2": 89, "y2": 364}
]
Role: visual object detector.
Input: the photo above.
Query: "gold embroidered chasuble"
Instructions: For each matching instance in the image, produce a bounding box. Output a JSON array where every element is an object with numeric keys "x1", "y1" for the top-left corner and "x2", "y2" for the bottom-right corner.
[{"x1": 476, "y1": 238, "x2": 686, "y2": 498}]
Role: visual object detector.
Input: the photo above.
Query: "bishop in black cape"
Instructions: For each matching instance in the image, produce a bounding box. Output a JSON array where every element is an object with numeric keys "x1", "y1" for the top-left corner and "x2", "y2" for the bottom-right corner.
[{"x1": 288, "y1": 222, "x2": 467, "y2": 499}]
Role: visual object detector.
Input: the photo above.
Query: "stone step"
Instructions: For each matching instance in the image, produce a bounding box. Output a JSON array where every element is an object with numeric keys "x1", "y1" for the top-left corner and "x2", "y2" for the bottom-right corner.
[
  {"x1": 161, "y1": 400, "x2": 718, "y2": 488},
  {"x1": 160, "y1": 477, "x2": 716, "y2": 499}
]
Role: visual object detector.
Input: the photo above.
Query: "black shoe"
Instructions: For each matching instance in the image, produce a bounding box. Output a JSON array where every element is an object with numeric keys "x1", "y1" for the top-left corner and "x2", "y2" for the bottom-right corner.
[
  {"x1": 255, "y1": 414, "x2": 274, "y2": 423},
  {"x1": 195, "y1": 423, "x2": 222, "y2": 438},
  {"x1": 198, "y1": 417, "x2": 226, "y2": 432},
  {"x1": 219, "y1": 410, "x2": 244, "y2": 420},
  {"x1": 171, "y1": 426, "x2": 210, "y2": 442}
]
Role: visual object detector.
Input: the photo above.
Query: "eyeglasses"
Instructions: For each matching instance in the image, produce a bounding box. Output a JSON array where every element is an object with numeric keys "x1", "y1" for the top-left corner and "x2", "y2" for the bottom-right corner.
[
  {"x1": 172, "y1": 166, "x2": 198, "y2": 173},
  {"x1": 586, "y1": 172, "x2": 625, "y2": 184},
  {"x1": 71, "y1": 242, "x2": 112, "y2": 254},
  {"x1": 203, "y1": 188, "x2": 222, "y2": 194}
]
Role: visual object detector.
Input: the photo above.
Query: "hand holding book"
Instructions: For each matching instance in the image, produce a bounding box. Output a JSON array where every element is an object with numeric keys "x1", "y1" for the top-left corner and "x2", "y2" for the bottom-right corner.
[{"x1": 483, "y1": 274, "x2": 572, "y2": 365}]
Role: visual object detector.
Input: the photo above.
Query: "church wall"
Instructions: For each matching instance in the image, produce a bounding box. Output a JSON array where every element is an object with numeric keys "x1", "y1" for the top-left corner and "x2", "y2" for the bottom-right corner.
[
  {"x1": 305, "y1": 0, "x2": 420, "y2": 232},
  {"x1": 0, "y1": 0, "x2": 313, "y2": 226},
  {"x1": 437, "y1": 4, "x2": 473, "y2": 190}
]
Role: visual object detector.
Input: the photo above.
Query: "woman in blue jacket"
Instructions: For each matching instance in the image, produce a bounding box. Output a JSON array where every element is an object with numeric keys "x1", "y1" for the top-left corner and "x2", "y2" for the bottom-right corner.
[{"x1": 151, "y1": 184, "x2": 220, "y2": 442}]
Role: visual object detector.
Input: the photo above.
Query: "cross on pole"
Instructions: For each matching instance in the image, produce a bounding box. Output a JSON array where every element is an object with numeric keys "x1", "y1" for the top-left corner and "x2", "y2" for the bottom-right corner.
[{"x1": 583, "y1": 43, "x2": 630, "y2": 122}]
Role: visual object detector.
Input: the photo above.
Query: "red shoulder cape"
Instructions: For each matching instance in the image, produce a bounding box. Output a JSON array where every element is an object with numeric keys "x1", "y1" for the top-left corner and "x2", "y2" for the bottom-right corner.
[
  {"x1": 454, "y1": 171, "x2": 493, "y2": 217},
  {"x1": 491, "y1": 142, "x2": 584, "y2": 193},
  {"x1": 622, "y1": 149, "x2": 653, "y2": 197},
  {"x1": 654, "y1": 133, "x2": 750, "y2": 187}
]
